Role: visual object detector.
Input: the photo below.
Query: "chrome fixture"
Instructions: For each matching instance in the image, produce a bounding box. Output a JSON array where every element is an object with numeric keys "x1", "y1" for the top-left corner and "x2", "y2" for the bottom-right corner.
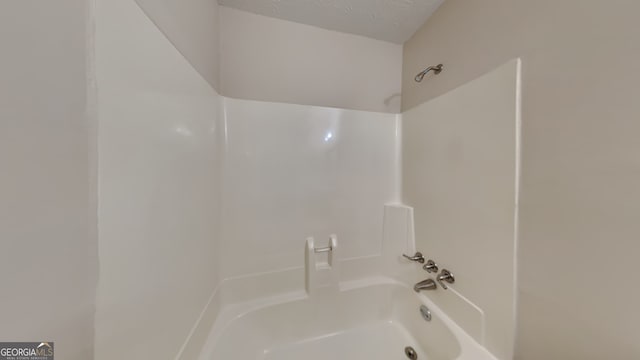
[
  {"x1": 313, "y1": 238, "x2": 334, "y2": 253},
  {"x1": 403, "y1": 252, "x2": 425, "y2": 264},
  {"x1": 437, "y1": 269, "x2": 455, "y2": 290},
  {"x1": 404, "y1": 346, "x2": 418, "y2": 360},
  {"x1": 314, "y1": 245, "x2": 332, "y2": 253},
  {"x1": 422, "y1": 259, "x2": 438, "y2": 273},
  {"x1": 420, "y1": 305, "x2": 432, "y2": 322},
  {"x1": 414, "y1": 64, "x2": 443, "y2": 82},
  {"x1": 414, "y1": 278, "x2": 437, "y2": 292}
]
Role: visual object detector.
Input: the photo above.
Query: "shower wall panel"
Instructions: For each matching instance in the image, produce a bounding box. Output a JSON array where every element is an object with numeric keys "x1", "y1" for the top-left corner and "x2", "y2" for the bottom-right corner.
[
  {"x1": 403, "y1": 60, "x2": 520, "y2": 360},
  {"x1": 219, "y1": 98, "x2": 399, "y2": 279},
  {"x1": 95, "y1": 0, "x2": 223, "y2": 359}
]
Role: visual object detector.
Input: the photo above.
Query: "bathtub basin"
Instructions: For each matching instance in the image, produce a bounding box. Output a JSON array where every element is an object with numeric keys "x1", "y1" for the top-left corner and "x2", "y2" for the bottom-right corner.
[{"x1": 199, "y1": 277, "x2": 496, "y2": 360}]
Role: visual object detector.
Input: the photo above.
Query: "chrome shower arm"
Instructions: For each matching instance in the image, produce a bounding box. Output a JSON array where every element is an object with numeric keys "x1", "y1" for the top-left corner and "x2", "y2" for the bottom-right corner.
[{"x1": 414, "y1": 64, "x2": 443, "y2": 82}]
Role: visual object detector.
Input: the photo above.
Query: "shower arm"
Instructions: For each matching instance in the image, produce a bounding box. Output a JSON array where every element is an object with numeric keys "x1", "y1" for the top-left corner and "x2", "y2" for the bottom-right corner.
[{"x1": 414, "y1": 64, "x2": 443, "y2": 82}]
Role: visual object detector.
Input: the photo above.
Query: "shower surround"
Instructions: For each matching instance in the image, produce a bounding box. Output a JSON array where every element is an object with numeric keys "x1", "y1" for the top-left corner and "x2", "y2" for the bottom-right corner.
[
  {"x1": 95, "y1": 1, "x2": 397, "y2": 358},
  {"x1": 95, "y1": 0, "x2": 518, "y2": 359}
]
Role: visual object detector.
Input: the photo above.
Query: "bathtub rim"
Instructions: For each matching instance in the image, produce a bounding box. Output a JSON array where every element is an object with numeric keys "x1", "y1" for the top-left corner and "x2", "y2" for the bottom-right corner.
[{"x1": 196, "y1": 275, "x2": 497, "y2": 360}]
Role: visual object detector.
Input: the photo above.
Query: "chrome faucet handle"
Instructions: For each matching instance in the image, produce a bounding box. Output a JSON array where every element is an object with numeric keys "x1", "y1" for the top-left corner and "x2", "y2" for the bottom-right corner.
[
  {"x1": 402, "y1": 252, "x2": 425, "y2": 264},
  {"x1": 422, "y1": 259, "x2": 439, "y2": 273},
  {"x1": 437, "y1": 269, "x2": 455, "y2": 290}
]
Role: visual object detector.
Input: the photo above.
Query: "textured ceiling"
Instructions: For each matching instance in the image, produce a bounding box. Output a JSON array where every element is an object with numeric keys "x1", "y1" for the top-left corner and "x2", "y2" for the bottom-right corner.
[{"x1": 217, "y1": 0, "x2": 444, "y2": 44}]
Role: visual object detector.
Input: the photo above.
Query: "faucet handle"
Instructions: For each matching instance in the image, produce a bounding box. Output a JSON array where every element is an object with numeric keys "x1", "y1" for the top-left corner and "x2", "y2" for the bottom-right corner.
[
  {"x1": 402, "y1": 252, "x2": 425, "y2": 264},
  {"x1": 422, "y1": 259, "x2": 439, "y2": 273},
  {"x1": 437, "y1": 269, "x2": 455, "y2": 290}
]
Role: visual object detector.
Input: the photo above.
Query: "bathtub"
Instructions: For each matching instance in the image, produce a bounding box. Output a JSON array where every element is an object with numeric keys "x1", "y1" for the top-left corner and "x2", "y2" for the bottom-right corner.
[{"x1": 197, "y1": 277, "x2": 497, "y2": 360}]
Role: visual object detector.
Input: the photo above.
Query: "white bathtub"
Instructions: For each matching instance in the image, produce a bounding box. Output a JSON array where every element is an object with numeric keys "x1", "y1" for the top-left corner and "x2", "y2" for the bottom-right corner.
[{"x1": 198, "y1": 277, "x2": 497, "y2": 360}]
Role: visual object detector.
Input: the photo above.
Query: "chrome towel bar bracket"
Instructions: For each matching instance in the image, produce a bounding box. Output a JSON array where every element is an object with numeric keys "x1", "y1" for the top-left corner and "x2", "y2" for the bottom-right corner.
[{"x1": 314, "y1": 245, "x2": 332, "y2": 253}]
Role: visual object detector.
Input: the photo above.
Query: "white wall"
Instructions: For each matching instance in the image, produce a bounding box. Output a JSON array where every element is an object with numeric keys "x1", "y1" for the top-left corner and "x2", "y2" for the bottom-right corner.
[
  {"x1": 129, "y1": 3, "x2": 401, "y2": 113},
  {"x1": 94, "y1": 0, "x2": 222, "y2": 359},
  {"x1": 0, "y1": 1, "x2": 97, "y2": 359},
  {"x1": 134, "y1": 0, "x2": 221, "y2": 90},
  {"x1": 127, "y1": 3, "x2": 401, "y2": 113},
  {"x1": 219, "y1": 98, "x2": 399, "y2": 279},
  {"x1": 219, "y1": 6, "x2": 403, "y2": 113},
  {"x1": 403, "y1": 60, "x2": 520, "y2": 360},
  {"x1": 403, "y1": 1, "x2": 640, "y2": 359}
]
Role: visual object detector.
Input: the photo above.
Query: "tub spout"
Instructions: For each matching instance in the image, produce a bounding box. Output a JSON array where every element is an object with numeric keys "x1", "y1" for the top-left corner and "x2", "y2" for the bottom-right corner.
[{"x1": 414, "y1": 278, "x2": 437, "y2": 292}]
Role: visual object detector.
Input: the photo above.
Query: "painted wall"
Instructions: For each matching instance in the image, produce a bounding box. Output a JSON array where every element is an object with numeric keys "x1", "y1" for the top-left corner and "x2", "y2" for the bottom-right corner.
[
  {"x1": 403, "y1": 60, "x2": 520, "y2": 360},
  {"x1": 127, "y1": 3, "x2": 401, "y2": 113},
  {"x1": 94, "y1": 0, "x2": 222, "y2": 359},
  {"x1": 403, "y1": 1, "x2": 640, "y2": 359},
  {"x1": 0, "y1": 1, "x2": 97, "y2": 359},
  {"x1": 219, "y1": 98, "x2": 399, "y2": 279},
  {"x1": 134, "y1": 0, "x2": 220, "y2": 90},
  {"x1": 219, "y1": 6, "x2": 403, "y2": 113}
]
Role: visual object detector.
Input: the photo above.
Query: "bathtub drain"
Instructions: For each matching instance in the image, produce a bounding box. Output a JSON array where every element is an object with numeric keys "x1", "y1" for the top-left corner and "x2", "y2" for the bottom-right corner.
[{"x1": 404, "y1": 346, "x2": 418, "y2": 360}]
